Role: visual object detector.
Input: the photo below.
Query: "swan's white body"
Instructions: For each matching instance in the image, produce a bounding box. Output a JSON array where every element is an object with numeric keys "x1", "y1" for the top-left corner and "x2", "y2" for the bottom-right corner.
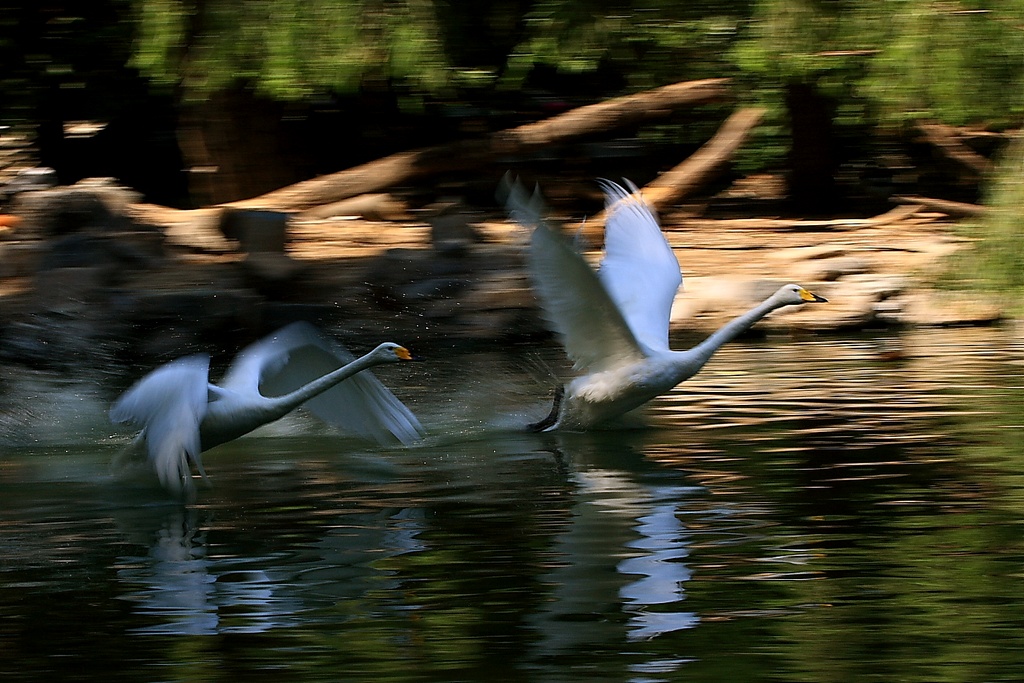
[
  {"x1": 111, "y1": 322, "x2": 423, "y2": 494},
  {"x1": 504, "y1": 178, "x2": 826, "y2": 431}
]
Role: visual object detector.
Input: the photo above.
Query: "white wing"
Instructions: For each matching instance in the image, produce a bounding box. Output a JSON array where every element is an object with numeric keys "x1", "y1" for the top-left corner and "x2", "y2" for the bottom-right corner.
[
  {"x1": 222, "y1": 322, "x2": 423, "y2": 445},
  {"x1": 596, "y1": 179, "x2": 682, "y2": 352},
  {"x1": 503, "y1": 177, "x2": 645, "y2": 373},
  {"x1": 110, "y1": 354, "x2": 210, "y2": 494}
]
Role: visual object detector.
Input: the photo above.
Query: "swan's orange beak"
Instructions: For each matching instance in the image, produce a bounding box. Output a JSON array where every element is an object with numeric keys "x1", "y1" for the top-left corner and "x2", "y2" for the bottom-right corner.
[
  {"x1": 799, "y1": 288, "x2": 828, "y2": 303},
  {"x1": 396, "y1": 346, "x2": 423, "y2": 361}
]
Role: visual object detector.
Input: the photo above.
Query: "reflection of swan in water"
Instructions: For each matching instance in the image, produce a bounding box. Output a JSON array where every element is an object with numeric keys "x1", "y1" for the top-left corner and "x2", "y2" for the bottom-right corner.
[
  {"x1": 113, "y1": 503, "x2": 427, "y2": 636},
  {"x1": 527, "y1": 433, "x2": 698, "y2": 656},
  {"x1": 110, "y1": 322, "x2": 423, "y2": 495},
  {"x1": 115, "y1": 507, "x2": 291, "y2": 635},
  {"x1": 618, "y1": 492, "x2": 697, "y2": 640}
]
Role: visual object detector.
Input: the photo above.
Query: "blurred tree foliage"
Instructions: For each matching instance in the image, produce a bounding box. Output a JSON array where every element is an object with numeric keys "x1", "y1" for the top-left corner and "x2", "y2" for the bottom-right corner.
[
  {"x1": 861, "y1": 2, "x2": 1024, "y2": 127},
  {"x1": 127, "y1": 0, "x2": 751, "y2": 99},
  {"x1": 958, "y1": 134, "x2": 1024, "y2": 295},
  {"x1": 115, "y1": 0, "x2": 1024, "y2": 128},
  {"x1": 1, "y1": 0, "x2": 1023, "y2": 207},
  {"x1": 130, "y1": 0, "x2": 452, "y2": 101}
]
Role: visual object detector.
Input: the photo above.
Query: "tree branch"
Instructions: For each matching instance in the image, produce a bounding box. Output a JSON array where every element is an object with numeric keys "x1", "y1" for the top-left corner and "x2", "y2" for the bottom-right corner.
[{"x1": 226, "y1": 78, "x2": 732, "y2": 211}]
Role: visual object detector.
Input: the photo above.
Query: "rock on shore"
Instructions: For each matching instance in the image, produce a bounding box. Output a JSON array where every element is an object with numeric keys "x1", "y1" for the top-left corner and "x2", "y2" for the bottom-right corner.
[{"x1": 0, "y1": 177, "x2": 1002, "y2": 382}]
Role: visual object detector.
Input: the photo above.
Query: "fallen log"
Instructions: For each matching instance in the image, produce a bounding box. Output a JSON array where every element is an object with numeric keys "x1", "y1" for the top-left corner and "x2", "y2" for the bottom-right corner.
[
  {"x1": 295, "y1": 193, "x2": 411, "y2": 222},
  {"x1": 892, "y1": 194, "x2": 987, "y2": 218},
  {"x1": 640, "y1": 107, "x2": 765, "y2": 210},
  {"x1": 916, "y1": 120, "x2": 993, "y2": 177},
  {"x1": 127, "y1": 204, "x2": 234, "y2": 252},
  {"x1": 675, "y1": 203, "x2": 926, "y2": 233},
  {"x1": 226, "y1": 78, "x2": 731, "y2": 212},
  {"x1": 579, "y1": 107, "x2": 765, "y2": 241}
]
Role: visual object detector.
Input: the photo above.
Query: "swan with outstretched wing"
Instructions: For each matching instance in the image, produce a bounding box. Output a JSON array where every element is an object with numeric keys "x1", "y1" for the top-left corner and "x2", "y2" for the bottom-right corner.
[
  {"x1": 502, "y1": 176, "x2": 826, "y2": 431},
  {"x1": 111, "y1": 322, "x2": 423, "y2": 495}
]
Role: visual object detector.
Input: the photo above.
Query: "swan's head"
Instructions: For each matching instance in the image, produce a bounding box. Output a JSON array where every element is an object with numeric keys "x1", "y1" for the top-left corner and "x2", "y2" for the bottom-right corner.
[
  {"x1": 370, "y1": 342, "x2": 420, "y2": 364},
  {"x1": 773, "y1": 284, "x2": 828, "y2": 307}
]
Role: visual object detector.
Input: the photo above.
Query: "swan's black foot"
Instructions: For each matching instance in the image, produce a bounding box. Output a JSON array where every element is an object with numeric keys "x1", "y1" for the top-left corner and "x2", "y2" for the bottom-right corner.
[{"x1": 528, "y1": 385, "x2": 565, "y2": 432}]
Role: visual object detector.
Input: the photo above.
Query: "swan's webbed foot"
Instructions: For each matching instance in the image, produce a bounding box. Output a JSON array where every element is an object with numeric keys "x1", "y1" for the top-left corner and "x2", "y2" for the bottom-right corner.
[{"x1": 528, "y1": 385, "x2": 565, "y2": 432}]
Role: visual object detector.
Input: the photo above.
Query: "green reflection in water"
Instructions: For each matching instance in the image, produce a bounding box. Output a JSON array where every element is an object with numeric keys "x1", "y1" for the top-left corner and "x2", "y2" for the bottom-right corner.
[{"x1": 2, "y1": 328, "x2": 1024, "y2": 681}]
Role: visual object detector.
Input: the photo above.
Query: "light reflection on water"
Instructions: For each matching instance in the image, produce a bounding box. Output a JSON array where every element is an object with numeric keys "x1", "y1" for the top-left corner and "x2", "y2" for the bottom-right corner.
[{"x1": 2, "y1": 327, "x2": 1024, "y2": 681}]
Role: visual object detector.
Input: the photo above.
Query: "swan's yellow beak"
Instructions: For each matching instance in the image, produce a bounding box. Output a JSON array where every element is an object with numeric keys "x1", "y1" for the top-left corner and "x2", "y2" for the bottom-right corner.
[
  {"x1": 395, "y1": 346, "x2": 414, "y2": 361},
  {"x1": 799, "y1": 288, "x2": 828, "y2": 303}
]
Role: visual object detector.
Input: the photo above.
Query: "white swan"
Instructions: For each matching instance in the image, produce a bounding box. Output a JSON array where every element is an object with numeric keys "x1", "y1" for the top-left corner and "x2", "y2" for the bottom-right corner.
[
  {"x1": 502, "y1": 177, "x2": 827, "y2": 431},
  {"x1": 110, "y1": 322, "x2": 423, "y2": 494}
]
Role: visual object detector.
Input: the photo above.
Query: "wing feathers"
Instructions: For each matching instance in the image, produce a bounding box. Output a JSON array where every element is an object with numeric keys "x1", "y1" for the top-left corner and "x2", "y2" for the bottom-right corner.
[
  {"x1": 596, "y1": 179, "x2": 682, "y2": 352},
  {"x1": 250, "y1": 323, "x2": 424, "y2": 445},
  {"x1": 503, "y1": 176, "x2": 645, "y2": 372}
]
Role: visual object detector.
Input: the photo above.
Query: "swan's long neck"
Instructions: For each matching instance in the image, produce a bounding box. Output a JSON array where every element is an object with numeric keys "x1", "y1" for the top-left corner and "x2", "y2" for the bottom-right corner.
[
  {"x1": 200, "y1": 350, "x2": 389, "y2": 452},
  {"x1": 689, "y1": 295, "x2": 783, "y2": 366},
  {"x1": 266, "y1": 351, "x2": 382, "y2": 417}
]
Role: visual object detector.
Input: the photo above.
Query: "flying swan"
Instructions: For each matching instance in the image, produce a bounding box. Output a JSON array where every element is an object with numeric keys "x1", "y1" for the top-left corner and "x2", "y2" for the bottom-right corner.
[
  {"x1": 110, "y1": 322, "x2": 424, "y2": 494},
  {"x1": 502, "y1": 177, "x2": 827, "y2": 431}
]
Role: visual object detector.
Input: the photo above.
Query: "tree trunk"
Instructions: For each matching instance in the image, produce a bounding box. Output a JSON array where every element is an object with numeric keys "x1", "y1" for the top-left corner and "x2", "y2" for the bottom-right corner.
[
  {"x1": 785, "y1": 82, "x2": 838, "y2": 212},
  {"x1": 177, "y1": 90, "x2": 308, "y2": 206}
]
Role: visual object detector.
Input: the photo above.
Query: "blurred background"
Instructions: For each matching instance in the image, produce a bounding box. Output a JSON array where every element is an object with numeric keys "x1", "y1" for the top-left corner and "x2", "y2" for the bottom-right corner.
[
  {"x1": 0, "y1": 1, "x2": 1023, "y2": 371},
  {"x1": 1, "y1": 0, "x2": 1022, "y2": 209}
]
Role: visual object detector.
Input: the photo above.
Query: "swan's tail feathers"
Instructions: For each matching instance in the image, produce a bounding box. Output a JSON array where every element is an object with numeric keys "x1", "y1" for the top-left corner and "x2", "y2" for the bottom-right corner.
[{"x1": 527, "y1": 385, "x2": 565, "y2": 432}]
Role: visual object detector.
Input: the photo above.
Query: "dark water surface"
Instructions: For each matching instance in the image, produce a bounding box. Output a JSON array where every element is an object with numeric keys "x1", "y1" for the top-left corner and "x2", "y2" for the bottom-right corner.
[{"x1": 3, "y1": 327, "x2": 1024, "y2": 682}]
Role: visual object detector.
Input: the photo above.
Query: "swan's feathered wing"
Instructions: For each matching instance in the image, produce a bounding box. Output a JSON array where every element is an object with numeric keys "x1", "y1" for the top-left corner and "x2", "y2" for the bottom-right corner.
[
  {"x1": 502, "y1": 177, "x2": 644, "y2": 372},
  {"x1": 109, "y1": 354, "x2": 210, "y2": 494},
  {"x1": 596, "y1": 180, "x2": 682, "y2": 352},
  {"x1": 221, "y1": 322, "x2": 423, "y2": 445}
]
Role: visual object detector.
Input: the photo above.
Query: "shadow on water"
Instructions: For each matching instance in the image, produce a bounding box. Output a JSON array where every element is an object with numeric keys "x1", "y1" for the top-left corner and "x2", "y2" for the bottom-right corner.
[{"x1": 3, "y1": 327, "x2": 1024, "y2": 681}]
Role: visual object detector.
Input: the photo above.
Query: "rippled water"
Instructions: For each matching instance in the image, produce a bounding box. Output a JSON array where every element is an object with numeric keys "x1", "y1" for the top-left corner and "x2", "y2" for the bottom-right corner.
[{"x1": 3, "y1": 327, "x2": 1024, "y2": 682}]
